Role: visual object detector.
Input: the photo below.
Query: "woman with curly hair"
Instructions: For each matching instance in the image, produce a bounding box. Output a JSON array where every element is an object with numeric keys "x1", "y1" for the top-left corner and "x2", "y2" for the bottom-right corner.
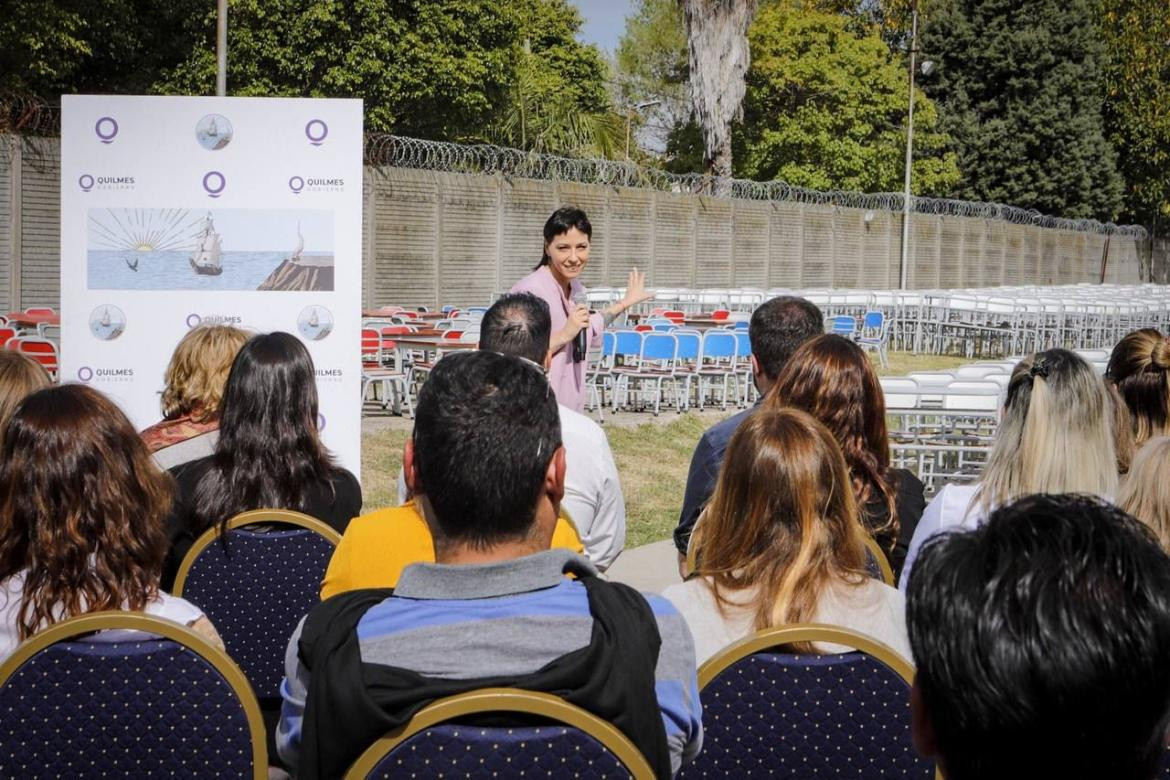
[
  {"x1": 141, "y1": 324, "x2": 249, "y2": 468},
  {"x1": 0, "y1": 385, "x2": 221, "y2": 660},
  {"x1": 764, "y1": 334, "x2": 925, "y2": 577},
  {"x1": 663, "y1": 407, "x2": 909, "y2": 664}
]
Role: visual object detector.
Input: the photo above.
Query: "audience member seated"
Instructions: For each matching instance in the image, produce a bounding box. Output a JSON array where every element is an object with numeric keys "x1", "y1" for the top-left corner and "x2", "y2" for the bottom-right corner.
[
  {"x1": 900, "y1": 349, "x2": 1116, "y2": 586},
  {"x1": 764, "y1": 334, "x2": 925, "y2": 577},
  {"x1": 905, "y1": 494, "x2": 1170, "y2": 780},
  {"x1": 164, "y1": 332, "x2": 361, "y2": 589},
  {"x1": 141, "y1": 324, "x2": 249, "y2": 469},
  {"x1": 343, "y1": 292, "x2": 623, "y2": 595},
  {"x1": 663, "y1": 407, "x2": 910, "y2": 665},
  {"x1": 1107, "y1": 328, "x2": 1169, "y2": 461},
  {"x1": 0, "y1": 385, "x2": 222, "y2": 660},
  {"x1": 0, "y1": 351, "x2": 50, "y2": 433},
  {"x1": 673, "y1": 295, "x2": 823, "y2": 573},
  {"x1": 278, "y1": 351, "x2": 702, "y2": 779},
  {"x1": 1119, "y1": 436, "x2": 1170, "y2": 553}
]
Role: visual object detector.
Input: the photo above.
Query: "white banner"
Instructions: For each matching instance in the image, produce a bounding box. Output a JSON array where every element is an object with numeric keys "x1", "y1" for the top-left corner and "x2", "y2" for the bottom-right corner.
[{"x1": 60, "y1": 95, "x2": 362, "y2": 474}]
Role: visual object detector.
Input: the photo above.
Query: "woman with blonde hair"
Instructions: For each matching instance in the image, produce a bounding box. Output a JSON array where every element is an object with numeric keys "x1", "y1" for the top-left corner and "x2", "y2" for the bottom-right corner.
[
  {"x1": 141, "y1": 324, "x2": 249, "y2": 467},
  {"x1": 1107, "y1": 328, "x2": 1170, "y2": 455},
  {"x1": 662, "y1": 407, "x2": 910, "y2": 664},
  {"x1": 1118, "y1": 436, "x2": 1170, "y2": 553},
  {"x1": 765, "y1": 334, "x2": 925, "y2": 577},
  {"x1": 0, "y1": 385, "x2": 222, "y2": 660},
  {"x1": 901, "y1": 348, "x2": 1117, "y2": 586},
  {"x1": 0, "y1": 351, "x2": 50, "y2": 432}
]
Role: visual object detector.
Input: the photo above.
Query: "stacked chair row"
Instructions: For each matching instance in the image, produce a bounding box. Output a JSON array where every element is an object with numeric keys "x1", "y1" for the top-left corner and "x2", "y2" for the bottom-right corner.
[{"x1": 879, "y1": 348, "x2": 1111, "y2": 495}]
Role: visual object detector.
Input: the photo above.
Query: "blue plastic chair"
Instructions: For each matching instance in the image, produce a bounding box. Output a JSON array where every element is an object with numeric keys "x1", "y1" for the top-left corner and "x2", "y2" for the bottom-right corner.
[
  {"x1": 614, "y1": 332, "x2": 678, "y2": 415},
  {"x1": 735, "y1": 331, "x2": 753, "y2": 406},
  {"x1": 696, "y1": 330, "x2": 739, "y2": 411},
  {"x1": 673, "y1": 329, "x2": 702, "y2": 411},
  {"x1": 0, "y1": 612, "x2": 267, "y2": 779},
  {"x1": 829, "y1": 315, "x2": 858, "y2": 338},
  {"x1": 857, "y1": 310, "x2": 891, "y2": 368}
]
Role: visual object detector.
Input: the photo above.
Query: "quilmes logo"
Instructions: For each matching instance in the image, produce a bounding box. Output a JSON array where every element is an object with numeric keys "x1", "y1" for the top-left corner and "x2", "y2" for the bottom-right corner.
[
  {"x1": 288, "y1": 174, "x2": 345, "y2": 193},
  {"x1": 186, "y1": 313, "x2": 244, "y2": 329},
  {"x1": 203, "y1": 171, "x2": 226, "y2": 199},
  {"x1": 78, "y1": 173, "x2": 135, "y2": 192},
  {"x1": 76, "y1": 365, "x2": 135, "y2": 383},
  {"x1": 305, "y1": 119, "x2": 328, "y2": 146},
  {"x1": 94, "y1": 116, "x2": 119, "y2": 144}
]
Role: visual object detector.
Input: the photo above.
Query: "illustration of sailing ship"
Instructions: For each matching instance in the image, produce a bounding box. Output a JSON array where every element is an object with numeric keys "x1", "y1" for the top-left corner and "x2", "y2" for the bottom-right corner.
[{"x1": 189, "y1": 213, "x2": 223, "y2": 276}]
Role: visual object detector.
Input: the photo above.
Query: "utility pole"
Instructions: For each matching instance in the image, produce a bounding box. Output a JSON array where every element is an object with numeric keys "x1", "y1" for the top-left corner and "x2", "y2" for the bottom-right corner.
[
  {"x1": 216, "y1": 0, "x2": 228, "y2": 96},
  {"x1": 899, "y1": 1, "x2": 919, "y2": 290}
]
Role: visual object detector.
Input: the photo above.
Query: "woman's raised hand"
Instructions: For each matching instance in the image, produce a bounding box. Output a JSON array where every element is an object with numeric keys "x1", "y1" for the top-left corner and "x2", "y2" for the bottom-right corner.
[{"x1": 623, "y1": 268, "x2": 655, "y2": 307}]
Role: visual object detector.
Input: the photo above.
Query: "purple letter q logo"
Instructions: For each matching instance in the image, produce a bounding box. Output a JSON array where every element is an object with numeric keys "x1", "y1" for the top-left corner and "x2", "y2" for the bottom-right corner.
[
  {"x1": 78, "y1": 174, "x2": 95, "y2": 192},
  {"x1": 305, "y1": 119, "x2": 328, "y2": 146},
  {"x1": 289, "y1": 175, "x2": 305, "y2": 194},
  {"x1": 317, "y1": 413, "x2": 327, "y2": 432},
  {"x1": 185, "y1": 314, "x2": 202, "y2": 329},
  {"x1": 77, "y1": 366, "x2": 94, "y2": 382},
  {"x1": 94, "y1": 117, "x2": 118, "y2": 144},
  {"x1": 203, "y1": 171, "x2": 226, "y2": 198}
]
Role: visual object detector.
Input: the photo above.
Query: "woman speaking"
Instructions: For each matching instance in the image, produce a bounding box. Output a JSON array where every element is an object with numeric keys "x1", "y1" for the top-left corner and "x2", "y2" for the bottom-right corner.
[{"x1": 511, "y1": 207, "x2": 653, "y2": 411}]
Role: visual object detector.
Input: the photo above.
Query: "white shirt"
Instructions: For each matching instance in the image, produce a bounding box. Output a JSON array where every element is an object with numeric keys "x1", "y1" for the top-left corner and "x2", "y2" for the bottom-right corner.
[
  {"x1": 899, "y1": 483, "x2": 984, "y2": 590},
  {"x1": 0, "y1": 570, "x2": 208, "y2": 662},
  {"x1": 662, "y1": 577, "x2": 912, "y2": 665},
  {"x1": 398, "y1": 403, "x2": 627, "y2": 570}
]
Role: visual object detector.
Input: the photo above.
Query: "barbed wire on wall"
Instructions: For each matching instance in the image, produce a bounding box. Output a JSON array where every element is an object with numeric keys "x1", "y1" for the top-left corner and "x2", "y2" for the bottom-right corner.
[
  {"x1": 0, "y1": 93, "x2": 1147, "y2": 240},
  {"x1": 365, "y1": 134, "x2": 1148, "y2": 240}
]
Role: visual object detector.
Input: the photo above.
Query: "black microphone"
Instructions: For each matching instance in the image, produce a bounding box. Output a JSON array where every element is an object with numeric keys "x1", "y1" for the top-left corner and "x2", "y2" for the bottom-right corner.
[{"x1": 572, "y1": 293, "x2": 588, "y2": 363}]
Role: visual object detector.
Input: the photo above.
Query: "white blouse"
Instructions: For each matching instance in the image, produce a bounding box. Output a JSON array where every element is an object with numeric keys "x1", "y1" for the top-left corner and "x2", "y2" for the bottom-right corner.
[{"x1": 0, "y1": 570, "x2": 208, "y2": 662}]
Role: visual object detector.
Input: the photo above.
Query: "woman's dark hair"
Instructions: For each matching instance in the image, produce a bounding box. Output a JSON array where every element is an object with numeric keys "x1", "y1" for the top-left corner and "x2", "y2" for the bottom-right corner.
[
  {"x1": 188, "y1": 332, "x2": 337, "y2": 536},
  {"x1": 534, "y1": 206, "x2": 592, "y2": 270},
  {"x1": 0, "y1": 385, "x2": 173, "y2": 640}
]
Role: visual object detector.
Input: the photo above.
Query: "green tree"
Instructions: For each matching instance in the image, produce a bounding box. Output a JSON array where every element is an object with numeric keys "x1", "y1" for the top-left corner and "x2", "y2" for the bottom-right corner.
[
  {"x1": 157, "y1": 0, "x2": 616, "y2": 147},
  {"x1": 615, "y1": 0, "x2": 690, "y2": 157},
  {"x1": 0, "y1": 0, "x2": 198, "y2": 97},
  {"x1": 1100, "y1": 0, "x2": 1170, "y2": 226},
  {"x1": 919, "y1": 0, "x2": 1123, "y2": 220},
  {"x1": 735, "y1": 1, "x2": 958, "y2": 193}
]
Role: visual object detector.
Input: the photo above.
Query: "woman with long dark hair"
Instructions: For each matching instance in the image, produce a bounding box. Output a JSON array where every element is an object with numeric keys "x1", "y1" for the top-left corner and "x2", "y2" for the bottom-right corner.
[
  {"x1": 510, "y1": 206, "x2": 654, "y2": 411},
  {"x1": 662, "y1": 407, "x2": 909, "y2": 664},
  {"x1": 0, "y1": 385, "x2": 221, "y2": 660},
  {"x1": 764, "y1": 334, "x2": 925, "y2": 577},
  {"x1": 165, "y1": 332, "x2": 361, "y2": 585}
]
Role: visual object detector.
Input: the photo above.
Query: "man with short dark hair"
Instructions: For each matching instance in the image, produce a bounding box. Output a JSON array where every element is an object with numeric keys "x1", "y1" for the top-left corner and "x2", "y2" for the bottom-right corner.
[
  {"x1": 906, "y1": 494, "x2": 1170, "y2": 780},
  {"x1": 476, "y1": 293, "x2": 626, "y2": 567},
  {"x1": 278, "y1": 351, "x2": 701, "y2": 779},
  {"x1": 672, "y1": 296, "x2": 823, "y2": 570}
]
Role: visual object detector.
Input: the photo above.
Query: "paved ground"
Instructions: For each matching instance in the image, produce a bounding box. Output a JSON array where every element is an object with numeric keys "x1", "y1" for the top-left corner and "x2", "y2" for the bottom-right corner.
[{"x1": 605, "y1": 539, "x2": 682, "y2": 594}]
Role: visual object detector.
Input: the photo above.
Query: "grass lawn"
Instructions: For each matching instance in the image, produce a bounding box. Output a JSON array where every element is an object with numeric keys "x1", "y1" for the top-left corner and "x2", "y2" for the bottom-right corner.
[{"x1": 359, "y1": 350, "x2": 972, "y2": 550}]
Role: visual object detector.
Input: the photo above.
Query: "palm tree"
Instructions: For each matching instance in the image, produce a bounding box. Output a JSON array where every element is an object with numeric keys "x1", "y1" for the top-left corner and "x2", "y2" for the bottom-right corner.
[{"x1": 679, "y1": 0, "x2": 758, "y2": 193}]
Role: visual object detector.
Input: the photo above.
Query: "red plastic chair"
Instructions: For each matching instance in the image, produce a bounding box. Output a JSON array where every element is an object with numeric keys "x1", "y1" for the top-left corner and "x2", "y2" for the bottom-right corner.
[
  {"x1": 9, "y1": 337, "x2": 58, "y2": 380},
  {"x1": 711, "y1": 310, "x2": 731, "y2": 321},
  {"x1": 663, "y1": 310, "x2": 686, "y2": 323},
  {"x1": 23, "y1": 307, "x2": 55, "y2": 316},
  {"x1": 634, "y1": 324, "x2": 653, "y2": 332},
  {"x1": 0, "y1": 327, "x2": 16, "y2": 348}
]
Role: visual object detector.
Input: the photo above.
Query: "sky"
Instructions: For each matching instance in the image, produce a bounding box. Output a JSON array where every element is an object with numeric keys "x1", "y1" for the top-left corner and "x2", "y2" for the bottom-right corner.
[{"x1": 573, "y1": 0, "x2": 634, "y2": 56}]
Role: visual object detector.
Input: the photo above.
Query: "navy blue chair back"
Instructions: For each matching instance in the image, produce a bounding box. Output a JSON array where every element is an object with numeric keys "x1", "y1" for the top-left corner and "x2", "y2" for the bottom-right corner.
[
  {"x1": 365, "y1": 723, "x2": 629, "y2": 778},
  {"x1": 679, "y1": 624, "x2": 931, "y2": 779},
  {"x1": 173, "y1": 510, "x2": 340, "y2": 700},
  {"x1": 0, "y1": 611, "x2": 266, "y2": 778},
  {"x1": 345, "y1": 688, "x2": 654, "y2": 780}
]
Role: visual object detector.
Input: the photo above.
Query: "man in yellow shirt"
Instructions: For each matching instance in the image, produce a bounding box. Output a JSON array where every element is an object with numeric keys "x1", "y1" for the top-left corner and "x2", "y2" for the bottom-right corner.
[{"x1": 321, "y1": 500, "x2": 582, "y2": 596}]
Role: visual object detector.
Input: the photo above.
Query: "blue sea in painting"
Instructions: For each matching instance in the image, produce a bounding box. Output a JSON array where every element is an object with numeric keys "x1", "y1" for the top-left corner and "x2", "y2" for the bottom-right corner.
[{"x1": 87, "y1": 250, "x2": 333, "y2": 291}]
